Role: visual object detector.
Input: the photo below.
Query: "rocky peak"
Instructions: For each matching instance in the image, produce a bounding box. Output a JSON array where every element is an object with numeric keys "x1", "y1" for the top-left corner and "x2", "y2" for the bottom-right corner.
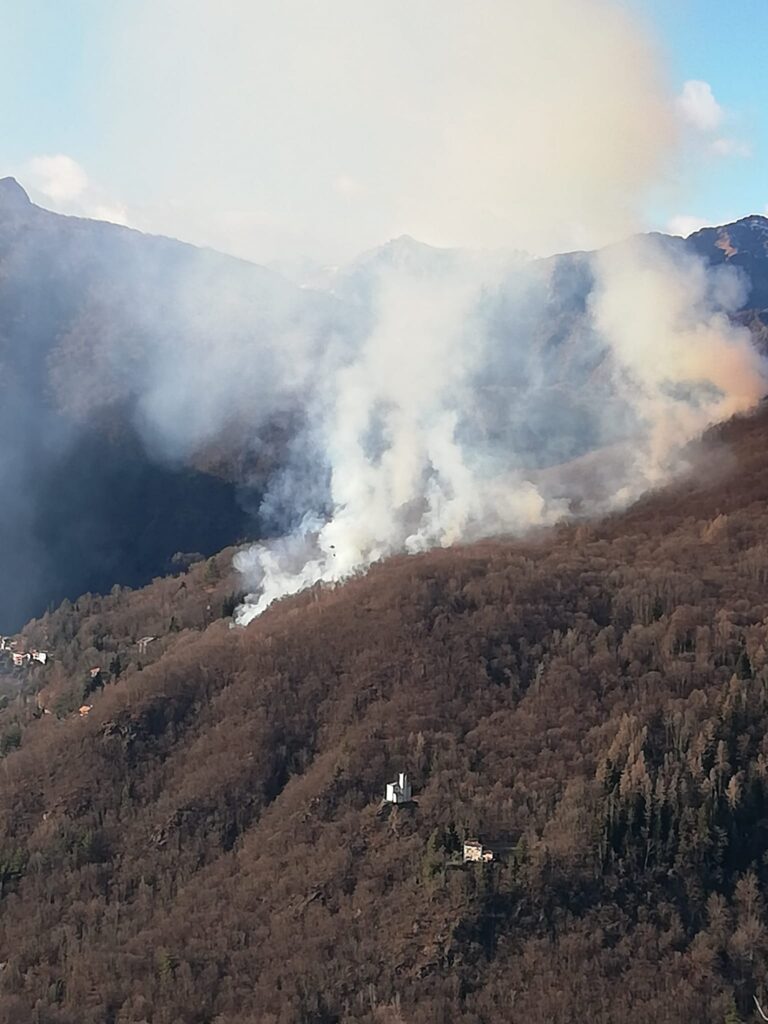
[
  {"x1": 687, "y1": 214, "x2": 768, "y2": 262},
  {"x1": 0, "y1": 177, "x2": 31, "y2": 210},
  {"x1": 0, "y1": 178, "x2": 32, "y2": 220}
]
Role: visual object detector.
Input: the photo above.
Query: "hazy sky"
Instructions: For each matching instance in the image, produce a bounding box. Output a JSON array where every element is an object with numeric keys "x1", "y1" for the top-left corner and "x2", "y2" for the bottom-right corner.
[{"x1": 0, "y1": 0, "x2": 765, "y2": 264}]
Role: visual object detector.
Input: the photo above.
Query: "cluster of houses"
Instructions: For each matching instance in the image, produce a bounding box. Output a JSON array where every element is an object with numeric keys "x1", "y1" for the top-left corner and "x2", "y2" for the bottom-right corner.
[
  {"x1": 0, "y1": 632, "x2": 159, "y2": 727},
  {"x1": 0, "y1": 631, "x2": 165, "y2": 727},
  {"x1": 0, "y1": 637, "x2": 48, "y2": 668},
  {"x1": 383, "y1": 772, "x2": 494, "y2": 863},
  {"x1": 0, "y1": 631, "x2": 158, "y2": 686}
]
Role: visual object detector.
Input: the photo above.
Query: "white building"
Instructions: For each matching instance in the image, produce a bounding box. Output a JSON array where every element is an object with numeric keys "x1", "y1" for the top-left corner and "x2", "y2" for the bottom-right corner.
[
  {"x1": 385, "y1": 772, "x2": 412, "y2": 805},
  {"x1": 463, "y1": 838, "x2": 494, "y2": 863}
]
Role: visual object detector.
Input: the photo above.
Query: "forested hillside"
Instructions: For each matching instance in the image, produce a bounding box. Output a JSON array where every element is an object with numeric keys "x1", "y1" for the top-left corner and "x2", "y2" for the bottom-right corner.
[{"x1": 0, "y1": 406, "x2": 767, "y2": 1021}]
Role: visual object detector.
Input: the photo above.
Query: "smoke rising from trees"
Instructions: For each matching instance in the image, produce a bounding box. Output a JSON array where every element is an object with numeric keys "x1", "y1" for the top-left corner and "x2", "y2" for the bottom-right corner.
[
  {"x1": 234, "y1": 236, "x2": 766, "y2": 623},
  {"x1": 230, "y1": 1, "x2": 766, "y2": 622},
  {"x1": 0, "y1": 1, "x2": 764, "y2": 631}
]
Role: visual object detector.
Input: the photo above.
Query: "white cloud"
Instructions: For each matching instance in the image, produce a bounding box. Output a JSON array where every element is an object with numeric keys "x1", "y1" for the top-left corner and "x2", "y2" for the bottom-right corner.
[
  {"x1": 676, "y1": 80, "x2": 724, "y2": 133},
  {"x1": 666, "y1": 214, "x2": 709, "y2": 238},
  {"x1": 27, "y1": 154, "x2": 89, "y2": 202},
  {"x1": 710, "y1": 136, "x2": 752, "y2": 159},
  {"x1": 22, "y1": 154, "x2": 132, "y2": 227},
  {"x1": 90, "y1": 203, "x2": 130, "y2": 226},
  {"x1": 675, "y1": 80, "x2": 750, "y2": 162}
]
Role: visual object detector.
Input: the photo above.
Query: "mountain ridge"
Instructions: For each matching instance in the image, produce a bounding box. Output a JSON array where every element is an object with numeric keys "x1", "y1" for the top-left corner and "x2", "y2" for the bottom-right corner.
[
  {"x1": 0, "y1": 181, "x2": 767, "y2": 633},
  {"x1": 0, "y1": 179, "x2": 350, "y2": 630}
]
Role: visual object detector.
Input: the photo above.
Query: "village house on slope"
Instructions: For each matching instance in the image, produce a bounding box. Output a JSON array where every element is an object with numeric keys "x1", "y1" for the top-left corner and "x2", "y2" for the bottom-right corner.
[
  {"x1": 385, "y1": 772, "x2": 413, "y2": 805},
  {"x1": 463, "y1": 838, "x2": 494, "y2": 863},
  {"x1": 7, "y1": 646, "x2": 48, "y2": 667}
]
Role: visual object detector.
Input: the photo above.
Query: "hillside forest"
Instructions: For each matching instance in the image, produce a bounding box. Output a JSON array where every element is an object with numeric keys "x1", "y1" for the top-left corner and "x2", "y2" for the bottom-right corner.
[{"x1": 0, "y1": 408, "x2": 767, "y2": 1021}]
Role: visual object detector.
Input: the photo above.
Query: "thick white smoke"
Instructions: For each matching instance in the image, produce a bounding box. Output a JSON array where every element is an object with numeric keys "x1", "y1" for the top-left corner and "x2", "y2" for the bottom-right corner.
[
  {"x1": 230, "y1": 0, "x2": 768, "y2": 624},
  {"x1": 4, "y1": 1, "x2": 764, "y2": 634},
  {"x1": 235, "y1": 260, "x2": 564, "y2": 621},
  {"x1": 589, "y1": 239, "x2": 767, "y2": 501},
  {"x1": 234, "y1": 235, "x2": 767, "y2": 624},
  {"x1": 107, "y1": 0, "x2": 674, "y2": 261},
  {"x1": 113, "y1": 0, "x2": 748, "y2": 622}
]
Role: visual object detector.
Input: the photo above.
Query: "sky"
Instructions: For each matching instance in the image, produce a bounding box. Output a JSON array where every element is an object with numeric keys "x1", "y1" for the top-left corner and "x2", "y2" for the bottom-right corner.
[{"x1": 0, "y1": 0, "x2": 765, "y2": 265}]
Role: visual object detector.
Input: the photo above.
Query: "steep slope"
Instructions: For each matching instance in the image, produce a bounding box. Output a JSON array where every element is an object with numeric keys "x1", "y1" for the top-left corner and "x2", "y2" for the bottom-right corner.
[
  {"x1": 0, "y1": 407, "x2": 768, "y2": 1021},
  {"x1": 0, "y1": 179, "x2": 346, "y2": 632},
  {"x1": 686, "y1": 215, "x2": 768, "y2": 352},
  {"x1": 316, "y1": 223, "x2": 768, "y2": 475},
  {"x1": 2, "y1": 184, "x2": 768, "y2": 642},
  {"x1": 687, "y1": 215, "x2": 768, "y2": 310}
]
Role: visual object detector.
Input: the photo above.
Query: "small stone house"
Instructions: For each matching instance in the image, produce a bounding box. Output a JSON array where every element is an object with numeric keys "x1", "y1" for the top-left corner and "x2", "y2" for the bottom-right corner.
[{"x1": 463, "y1": 838, "x2": 494, "y2": 863}]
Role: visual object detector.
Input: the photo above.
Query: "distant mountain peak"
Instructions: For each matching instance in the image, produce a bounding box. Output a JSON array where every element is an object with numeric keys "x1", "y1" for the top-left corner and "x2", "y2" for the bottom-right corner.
[
  {"x1": 0, "y1": 177, "x2": 31, "y2": 208},
  {"x1": 687, "y1": 212, "x2": 768, "y2": 240},
  {"x1": 370, "y1": 234, "x2": 437, "y2": 261},
  {"x1": 387, "y1": 233, "x2": 421, "y2": 247},
  {"x1": 732, "y1": 213, "x2": 768, "y2": 230},
  {"x1": 686, "y1": 214, "x2": 768, "y2": 271}
]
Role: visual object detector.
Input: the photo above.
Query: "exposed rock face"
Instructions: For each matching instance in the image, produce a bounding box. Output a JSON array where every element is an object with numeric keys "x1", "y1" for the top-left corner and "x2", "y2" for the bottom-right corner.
[{"x1": 687, "y1": 214, "x2": 768, "y2": 309}]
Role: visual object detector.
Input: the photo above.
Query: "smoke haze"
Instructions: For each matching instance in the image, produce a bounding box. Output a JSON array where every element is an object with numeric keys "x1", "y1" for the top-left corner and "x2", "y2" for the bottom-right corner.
[
  {"x1": 0, "y1": 1, "x2": 765, "y2": 631},
  {"x1": 103, "y1": 0, "x2": 674, "y2": 262},
  {"x1": 225, "y1": 0, "x2": 766, "y2": 621},
  {"x1": 233, "y1": 235, "x2": 766, "y2": 623}
]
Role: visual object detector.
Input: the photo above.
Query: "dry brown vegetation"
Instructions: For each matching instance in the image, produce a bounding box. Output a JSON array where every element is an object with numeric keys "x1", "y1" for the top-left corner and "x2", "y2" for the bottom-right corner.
[{"x1": 2, "y1": 408, "x2": 768, "y2": 1021}]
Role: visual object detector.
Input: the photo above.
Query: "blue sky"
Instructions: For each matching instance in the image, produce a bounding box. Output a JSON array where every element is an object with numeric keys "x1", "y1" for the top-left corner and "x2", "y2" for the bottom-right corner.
[
  {"x1": 0, "y1": 4, "x2": 107, "y2": 166},
  {"x1": 0, "y1": 1, "x2": 765, "y2": 262},
  {"x1": 636, "y1": 0, "x2": 768, "y2": 228}
]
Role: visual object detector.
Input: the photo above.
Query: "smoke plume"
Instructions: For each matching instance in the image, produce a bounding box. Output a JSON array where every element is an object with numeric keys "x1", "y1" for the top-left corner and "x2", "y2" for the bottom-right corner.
[
  {"x1": 228, "y1": 1, "x2": 766, "y2": 622},
  {"x1": 233, "y1": 236, "x2": 766, "y2": 623},
  {"x1": 3, "y1": 1, "x2": 763, "y2": 631},
  {"x1": 106, "y1": 0, "x2": 674, "y2": 262},
  {"x1": 589, "y1": 238, "x2": 766, "y2": 500},
  {"x1": 235, "y1": 259, "x2": 563, "y2": 621}
]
